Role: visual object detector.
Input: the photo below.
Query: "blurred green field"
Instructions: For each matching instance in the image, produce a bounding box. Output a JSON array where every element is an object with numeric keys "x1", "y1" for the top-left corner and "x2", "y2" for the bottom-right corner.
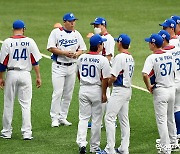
[{"x1": 0, "y1": 0, "x2": 180, "y2": 153}]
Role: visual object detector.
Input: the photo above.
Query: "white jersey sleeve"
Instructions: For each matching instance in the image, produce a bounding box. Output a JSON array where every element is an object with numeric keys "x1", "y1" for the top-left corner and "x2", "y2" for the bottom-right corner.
[
  {"x1": 47, "y1": 28, "x2": 57, "y2": 49},
  {"x1": 102, "y1": 34, "x2": 115, "y2": 57}
]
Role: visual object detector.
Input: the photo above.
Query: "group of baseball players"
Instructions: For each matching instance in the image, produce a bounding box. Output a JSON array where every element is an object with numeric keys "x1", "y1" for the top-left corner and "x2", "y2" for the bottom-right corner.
[{"x1": 0, "y1": 12, "x2": 179, "y2": 154}]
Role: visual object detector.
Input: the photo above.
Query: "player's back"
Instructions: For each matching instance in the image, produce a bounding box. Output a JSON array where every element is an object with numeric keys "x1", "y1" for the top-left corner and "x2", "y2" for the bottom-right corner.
[
  {"x1": 77, "y1": 53, "x2": 110, "y2": 86},
  {"x1": 148, "y1": 51, "x2": 175, "y2": 88},
  {"x1": 1, "y1": 36, "x2": 39, "y2": 71}
]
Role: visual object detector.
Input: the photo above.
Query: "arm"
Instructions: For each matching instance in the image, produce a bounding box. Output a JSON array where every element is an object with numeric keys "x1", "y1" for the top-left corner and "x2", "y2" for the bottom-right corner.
[
  {"x1": 48, "y1": 47, "x2": 74, "y2": 58},
  {"x1": 0, "y1": 71, "x2": 5, "y2": 89},
  {"x1": 105, "y1": 54, "x2": 112, "y2": 62},
  {"x1": 108, "y1": 74, "x2": 117, "y2": 87},
  {"x1": 33, "y1": 65, "x2": 41, "y2": 88},
  {"x1": 102, "y1": 78, "x2": 109, "y2": 103},
  {"x1": 142, "y1": 72, "x2": 153, "y2": 93}
]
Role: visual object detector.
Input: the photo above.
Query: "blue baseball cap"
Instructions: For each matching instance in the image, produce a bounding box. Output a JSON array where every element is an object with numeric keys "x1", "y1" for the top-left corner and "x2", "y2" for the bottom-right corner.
[
  {"x1": 145, "y1": 34, "x2": 163, "y2": 47},
  {"x1": 13, "y1": 20, "x2": 25, "y2": 29},
  {"x1": 171, "y1": 15, "x2": 180, "y2": 24},
  {"x1": 63, "y1": 13, "x2": 78, "y2": 21},
  {"x1": 114, "y1": 34, "x2": 131, "y2": 45},
  {"x1": 158, "y1": 30, "x2": 170, "y2": 41},
  {"x1": 159, "y1": 19, "x2": 176, "y2": 28},
  {"x1": 90, "y1": 34, "x2": 107, "y2": 46},
  {"x1": 90, "y1": 17, "x2": 107, "y2": 26}
]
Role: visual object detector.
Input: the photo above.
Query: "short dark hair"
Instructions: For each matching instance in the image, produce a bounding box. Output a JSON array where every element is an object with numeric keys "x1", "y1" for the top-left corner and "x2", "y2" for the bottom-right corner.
[
  {"x1": 151, "y1": 42, "x2": 162, "y2": 48},
  {"x1": 90, "y1": 46, "x2": 98, "y2": 51},
  {"x1": 122, "y1": 44, "x2": 129, "y2": 49}
]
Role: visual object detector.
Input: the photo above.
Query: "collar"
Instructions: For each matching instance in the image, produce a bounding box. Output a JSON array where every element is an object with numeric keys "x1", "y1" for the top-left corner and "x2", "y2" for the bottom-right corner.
[
  {"x1": 87, "y1": 51, "x2": 99, "y2": 55},
  {"x1": 163, "y1": 45, "x2": 175, "y2": 50},
  {"x1": 177, "y1": 31, "x2": 180, "y2": 35},
  {"x1": 10, "y1": 35, "x2": 26, "y2": 39},
  {"x1": 62, "y1": 27, "x2": 74, "y2": 33},
  {"x1": 171, "y1": 35, "x2": 178, "y2": 39},
  {"x1": 154, "y1": 49, "x2": 165, "y2": 54},
  {"x1": 102, "y1": 32, "x2": 108, "y2": 36},
  {"x1": 122, "y1": 51, "x2": 131, "y2": 55}
]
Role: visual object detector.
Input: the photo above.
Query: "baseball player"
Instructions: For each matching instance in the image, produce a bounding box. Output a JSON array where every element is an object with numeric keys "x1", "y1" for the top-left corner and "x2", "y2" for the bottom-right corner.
[
  {"x1": 171, "y1": 15, "x2": 180, "y2": 36},
  {"x1": 160, "y1": 18, "x2": 180, "y2": 144},
  {"x1": 158, "y1": 30, "x2": 180, "y2": 150},
  {"x1": 159, "y1": 19, "x2": 180, "y2": 48},
  {"x1": 88, "y1": 17, "x2": 115, "y2": 129},
  {"x1": 99, "y1": 34, "x2": 134, "y2": 154},
  {"x1": 0, "y1": 20, "x2": 42, "y2": 140},
  {"x1": 142, "y1": 34, "x2": 177, "y2": 154},
  {"x1": 76, "y1": 34, "x2": 111, "y2": 154},
  {"x1": 47, "y1": 13, "x2": 87, "y2": 127}
]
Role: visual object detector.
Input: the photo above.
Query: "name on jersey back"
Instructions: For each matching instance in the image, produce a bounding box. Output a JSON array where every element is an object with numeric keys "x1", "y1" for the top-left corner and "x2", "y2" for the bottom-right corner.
[
  {"x1": 80, "y1": 57, "x2": 100, "y2": 63},
  {"x1": 155, "y1": 55, "x2": 173, "y2": 62},
  {"x1": 10, "y1": 41, "x2": 30, "y2": 47}
]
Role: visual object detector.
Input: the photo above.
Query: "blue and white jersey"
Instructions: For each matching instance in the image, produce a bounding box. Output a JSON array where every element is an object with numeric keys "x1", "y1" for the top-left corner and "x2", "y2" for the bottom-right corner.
[
  {"x1": 111, "y1": 51, "x2": 134, "y2": 88},
  {"x1": 47, "y1": 28, "x2": 87, "y2": 63},
  {"x1": 0, "y1": 35, "x2": 42, "y2": 71},
  {"x1": 77, "y1": 52, "x2": 111, "y2": 86},
  {"x1": 163, "y1": 45, "x2": 180, "y2": 83},
  {"x1": 142, "y1": 50, "x2": 175, "y2": 88}
]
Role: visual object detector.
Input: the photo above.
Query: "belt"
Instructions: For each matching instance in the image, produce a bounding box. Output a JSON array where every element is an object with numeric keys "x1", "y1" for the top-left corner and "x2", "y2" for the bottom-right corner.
[
  {"x1": 7, "y1": 67, "x2": 21, "y2": 71},
  {"x1": 56, "y1": 61, "x2": 74, "y2": 66}
]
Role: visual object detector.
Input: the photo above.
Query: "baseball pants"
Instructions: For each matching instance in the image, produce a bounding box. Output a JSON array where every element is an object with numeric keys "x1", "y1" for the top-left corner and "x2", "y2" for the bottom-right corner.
[
  {"x1": 105, "y1": 86, "x2": 131, "y2": 154},
  {"x1": 76, "y1": 85, "x2": 102, "y2": 152},
  {"x1": 153, "y1": 86, "x2": 177, "y2": 149},
  {"x1": 1, "y1": 70, "x2": 32, "y2": 138},
  {"x1": 50, "y1": 61, "x2": 76, "y2": 122}
]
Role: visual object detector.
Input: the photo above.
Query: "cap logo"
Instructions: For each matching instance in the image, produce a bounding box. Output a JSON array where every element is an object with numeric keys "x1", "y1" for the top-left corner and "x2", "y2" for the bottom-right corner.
[
  {"x1": 102, "y1": 20, "x2": 105, "y2": 24},
  {"x1": 170, "y1": 23, "x2": 174, "y2": 27},
  {"x1": 152, "y1": 38, "x2": 156, "y2": 43},
  {"x1": 162, "y1": 34, "x2": 166, "y2": 39},
  {"x1": 177, "y1": 19, "x2": 180, "y2": 24},
  {"x1": 119, "y1": 37, "x2": 122, "y2": 42},
  {"x1": 70, "y1": 13, "x2": 74, "y2": 17}
]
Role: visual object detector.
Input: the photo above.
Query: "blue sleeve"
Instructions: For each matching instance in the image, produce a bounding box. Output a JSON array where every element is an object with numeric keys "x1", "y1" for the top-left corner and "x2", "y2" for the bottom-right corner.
[
  {"x1": 32, "y1": 61, "x2": 39, "y2": 66},
  {"x1": 0, "y1": 63, "x2": 7, "y2": 72}
]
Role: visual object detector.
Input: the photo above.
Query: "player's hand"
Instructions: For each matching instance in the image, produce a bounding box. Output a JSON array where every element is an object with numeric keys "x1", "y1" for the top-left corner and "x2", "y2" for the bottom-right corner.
[
  {"x1": 72, "y1": 52, "x2": 78, "y2": 59},
  {"x1": 36, "y1": 78, "x2": 41, "y2": 88},
  {"x1": 0, "y1": 78, "x2": 5, "y2": 89},
  {"x1": 102, "y1": 94, "x2": 107, "y2": 103},
  {"x1": 64, "y1": 51, "x2": 75, "y2": 58},
  {"x1": 147, "y1": 85, "x2": 154, "y2": 94}
]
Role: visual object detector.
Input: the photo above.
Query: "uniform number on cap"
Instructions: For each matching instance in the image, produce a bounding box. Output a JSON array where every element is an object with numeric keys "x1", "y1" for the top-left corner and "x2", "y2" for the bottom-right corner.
[
  {"x1": 13, "y1": 48, "x2": 27, "y2": 61},
  {"x1": 81, "y1": 64, "x2": 96, "y2": 77}
]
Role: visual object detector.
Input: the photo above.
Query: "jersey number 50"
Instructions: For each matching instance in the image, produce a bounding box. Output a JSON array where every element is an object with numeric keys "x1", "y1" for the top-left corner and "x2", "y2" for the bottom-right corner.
[
  {"x1": 81, "y1": 64, "x2": 96, "y2": 77},
  {"x1": 13, "y1": 48, "x2": 27, "y2": 61}
]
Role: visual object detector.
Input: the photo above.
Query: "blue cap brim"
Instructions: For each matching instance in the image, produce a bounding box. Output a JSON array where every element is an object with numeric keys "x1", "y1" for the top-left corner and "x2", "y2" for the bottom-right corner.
[
  {"x1": 102, "y1": 38, "x2": 107, "y2": 42},
  {"x1": 90, "y1": 22, "x2": 101, "y2": 25},
  {"x1": 145, "y1": 38, "x2": 150, "y2": 42},
  {"x1": 65, "y1": 18, "x2": 78, "y2": 21},
  {"x1": 159, "y1": 23, "x2": 168, "y2": 27}
]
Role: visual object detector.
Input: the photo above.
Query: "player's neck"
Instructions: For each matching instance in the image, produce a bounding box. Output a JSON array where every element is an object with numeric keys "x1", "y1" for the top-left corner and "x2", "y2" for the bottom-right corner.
[
  {"x1": 13, "y1": 29, "x2": 24, "y2": 36},
  {"x1": 162, "y1": 42, "x2": 169, "y2": 48}
]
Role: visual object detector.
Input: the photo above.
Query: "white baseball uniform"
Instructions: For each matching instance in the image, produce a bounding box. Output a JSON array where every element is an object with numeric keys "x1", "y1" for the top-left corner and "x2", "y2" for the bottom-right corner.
[
  {"x1": 142, "y1": 50, "x2": 176, "y2": 153},
  {"x1": 170, "y1": 35, "x2": 180, "y2": 48},
  {"x1": 76, "y1": 52, "x2": 111, "y2": 152},
  {"x1": 104, "y1": 51, "x2": 135, "y2": 154},
  {"x1": 47, "y1": 28, "x2": 87, "y2": 123},
  {"x1": 0, "y1": 35, "x2": 42, "y2": 139},
  {"x1": 163, "y1": 45, "x2": 180, "y2": 138}
]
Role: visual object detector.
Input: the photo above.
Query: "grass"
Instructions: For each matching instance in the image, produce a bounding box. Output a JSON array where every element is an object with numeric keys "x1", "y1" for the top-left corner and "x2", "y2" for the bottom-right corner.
[{"x1": 0, "y1": 0, "x2": 180, "y2": 153}]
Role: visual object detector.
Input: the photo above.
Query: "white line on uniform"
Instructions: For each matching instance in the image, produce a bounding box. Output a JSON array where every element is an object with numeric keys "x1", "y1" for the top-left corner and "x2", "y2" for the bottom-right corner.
[{"x1": 0, "y1": 39, "x2": 148, "y2": 93}]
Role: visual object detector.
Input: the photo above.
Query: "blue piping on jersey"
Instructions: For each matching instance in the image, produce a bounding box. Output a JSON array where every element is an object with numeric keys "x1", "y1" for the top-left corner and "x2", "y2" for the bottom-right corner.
[
  {"x1": 51, "y1": 54, "x2": 58, "y2": 61},
  {"x1": 0, "y1": 63, "x2": 7, "y2": 72},
  {"x1": 113, "y1": 74, "x2": 123, "y2": 86}
]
